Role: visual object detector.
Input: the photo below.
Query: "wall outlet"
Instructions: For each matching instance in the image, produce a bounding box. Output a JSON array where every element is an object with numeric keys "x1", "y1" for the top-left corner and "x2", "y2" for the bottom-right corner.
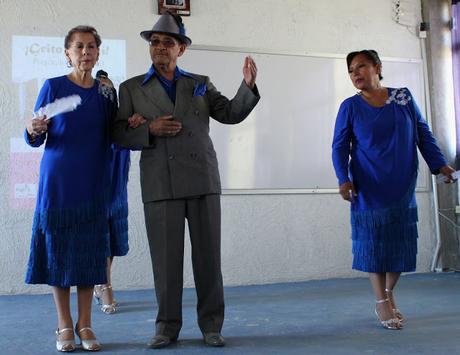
[{"x1": 456, "y1": 206, "x2": 460, "y2": 214}]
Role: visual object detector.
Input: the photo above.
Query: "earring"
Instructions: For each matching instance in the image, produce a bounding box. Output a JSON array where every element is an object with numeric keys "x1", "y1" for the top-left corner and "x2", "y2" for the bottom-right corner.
[{"x1": 66, "y1": 59, "x2": 72, "y2": 68}]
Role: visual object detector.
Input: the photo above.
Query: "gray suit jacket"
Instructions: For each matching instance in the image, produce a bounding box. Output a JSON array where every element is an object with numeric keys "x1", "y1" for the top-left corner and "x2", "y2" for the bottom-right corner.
[{"x1": 113, "y1": 71, "x2": 260, "y2": 203}]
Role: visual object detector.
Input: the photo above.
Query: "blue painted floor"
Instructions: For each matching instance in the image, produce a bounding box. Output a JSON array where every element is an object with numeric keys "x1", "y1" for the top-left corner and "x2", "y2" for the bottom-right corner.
[{"x1": 1, "y1": 272, "x2": 459, "y2": 354}]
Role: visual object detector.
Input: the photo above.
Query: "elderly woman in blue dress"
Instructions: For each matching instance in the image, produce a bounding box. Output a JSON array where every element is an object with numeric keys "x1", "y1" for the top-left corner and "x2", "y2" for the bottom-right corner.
[
  {"x1": 25, "y1": 26, "x2": 133, "y2": 351},
  {"x1": 332, "y1": 50, "x2": 455, "y2": 330}
]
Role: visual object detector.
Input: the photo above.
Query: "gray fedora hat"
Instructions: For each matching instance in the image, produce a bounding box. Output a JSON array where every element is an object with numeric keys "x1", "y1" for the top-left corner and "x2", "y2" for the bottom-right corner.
[{"x1": 140, "y1": 12, "x2": 192, "y2": 46}]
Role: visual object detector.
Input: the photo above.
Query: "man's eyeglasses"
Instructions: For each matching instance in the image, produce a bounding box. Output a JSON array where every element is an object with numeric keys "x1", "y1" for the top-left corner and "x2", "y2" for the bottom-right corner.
[{"x1": 149, "y1": 38, "x2": 177, "y2": 48}]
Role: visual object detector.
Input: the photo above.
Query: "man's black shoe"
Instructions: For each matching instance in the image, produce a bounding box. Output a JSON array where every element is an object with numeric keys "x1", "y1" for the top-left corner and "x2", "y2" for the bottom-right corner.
[
  {"x1": 147, "y1": 335, "x2": 176, "y2": 349},
  {"x1": 203, "y1": 332, "x2": 225, "y2": 347}
]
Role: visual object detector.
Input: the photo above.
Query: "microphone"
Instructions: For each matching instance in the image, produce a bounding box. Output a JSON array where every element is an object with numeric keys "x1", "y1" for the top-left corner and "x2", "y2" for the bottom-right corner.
[{"x1": 96, "y1": 70, "x2": 108, "y2": 79}]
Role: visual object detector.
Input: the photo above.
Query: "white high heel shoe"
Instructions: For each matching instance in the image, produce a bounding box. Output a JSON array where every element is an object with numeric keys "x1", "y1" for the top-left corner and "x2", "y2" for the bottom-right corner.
[
  {"x1": 385, "y1": 288, "x2": 404, "y2": 322},
  {"x1": 76, "y1": 326, "x2": 101, "y2": 351},
  {"x1": 375, "y1": 298, "x2": 402, "y2": 330},
  {"x1": 93, "y1": 284, "x2": 117, "y2": 314},
  {"x1": 56, "y1": 328, "x2": 76, "y2": 352}
]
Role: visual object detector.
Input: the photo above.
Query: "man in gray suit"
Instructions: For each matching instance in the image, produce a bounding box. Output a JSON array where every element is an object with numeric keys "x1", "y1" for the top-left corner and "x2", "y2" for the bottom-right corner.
[{"x1": 112, "y1": 12, "x2": 259, "y2": 349}]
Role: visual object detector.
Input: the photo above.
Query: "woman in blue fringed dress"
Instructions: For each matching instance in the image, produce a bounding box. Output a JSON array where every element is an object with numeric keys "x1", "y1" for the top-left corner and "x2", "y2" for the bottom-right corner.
[
  {"x1": 93, "y1": 144, "x2": 130, "y2": 314},
  {"x1": 24, "y1": 26, "x2": 130, "y2": 352},
  {"x1": 332, "y1": 50, "x2": 455, "y2": 330}
]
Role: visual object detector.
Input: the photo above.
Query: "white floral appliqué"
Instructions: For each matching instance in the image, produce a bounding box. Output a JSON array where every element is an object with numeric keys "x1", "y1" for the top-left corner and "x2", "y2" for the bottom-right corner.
[
  {"x1": 98, "y1": 83, "x2": 115, "y2": 102},
  {"x1": 386, "y1": 88, "x2": 411, "y2": 106}
]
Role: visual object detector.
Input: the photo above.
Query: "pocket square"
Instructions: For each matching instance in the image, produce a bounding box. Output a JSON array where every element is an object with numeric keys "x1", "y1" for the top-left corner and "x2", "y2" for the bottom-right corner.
[{"x1": 193, "y1": 82, "x2": 207, "y2": 97}]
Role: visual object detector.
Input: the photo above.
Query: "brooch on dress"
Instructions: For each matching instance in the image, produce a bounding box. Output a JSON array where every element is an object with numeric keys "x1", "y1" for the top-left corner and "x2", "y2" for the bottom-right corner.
[
  {"x1": 98, "y1": 83, "x2": 115, "y2": 102},
  {"x1": 386, "y1": 88, "x2": 411, "y2": 106}
]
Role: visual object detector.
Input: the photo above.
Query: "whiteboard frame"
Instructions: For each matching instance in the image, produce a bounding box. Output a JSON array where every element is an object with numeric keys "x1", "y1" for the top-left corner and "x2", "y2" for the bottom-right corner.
[{"x1": 186, "y1": 45, "x2": 431, "y2": 195}]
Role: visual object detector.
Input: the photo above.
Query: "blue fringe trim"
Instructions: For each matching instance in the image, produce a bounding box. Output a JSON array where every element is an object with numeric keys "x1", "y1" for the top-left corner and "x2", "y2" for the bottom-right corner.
[
  {"x1": 351, "y1": 205, "x2": 418, "y2": 228},
  {"x1": 26, "y1": 189, "x2": 115, "y2": 287},
  {"x1": 352, "y1": 256, "x2": 417, "y2": 273},
  {"x1": 352, "y1": 221, "x2": 418, "y2": 273},
  {"x1": 350, "y1": 176, "x2": 418, "y2": 272},
  {"x1": 108, "y1": 221, "x2": 129, "y2": 256},
  {"x1": 108, "y1": 194, "x2": 129, "y2": 256},
  {"x1": 25, "y1": 220, "x2": 110, "y2": 287},
  {"x1": 33, "y1": 190, "x2": 110, "y2": 234}
]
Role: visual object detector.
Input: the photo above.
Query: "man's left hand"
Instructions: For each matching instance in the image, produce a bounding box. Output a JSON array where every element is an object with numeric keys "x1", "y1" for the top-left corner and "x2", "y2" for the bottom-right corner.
[{"x1": 243, "y1": 56, "x2": 257, "y2": 89}]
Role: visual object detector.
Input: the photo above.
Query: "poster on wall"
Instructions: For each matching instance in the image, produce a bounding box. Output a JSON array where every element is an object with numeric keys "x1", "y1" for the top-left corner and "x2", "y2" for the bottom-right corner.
[
  {"x1": 157, "y1": 0, "x2": 190, "y2": 15},
  {"x1": 9, "y1": 35, "x2": 126, "y2": 209}
]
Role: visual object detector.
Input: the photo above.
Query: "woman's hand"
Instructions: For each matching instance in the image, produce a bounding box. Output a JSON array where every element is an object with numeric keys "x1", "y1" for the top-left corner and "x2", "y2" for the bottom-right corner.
[
  {"x1": 127, "y1": 113, "x2": 147, "y2": 128},
  {"x1": 339, "y1": 181, "x2": 357, "y2": 202},
  {"x1": 26, "y1": 115, "x2": 49, "y2": 138},
  {"x1": 439, "y1": 165, "x2": 456, "y2": 183}
]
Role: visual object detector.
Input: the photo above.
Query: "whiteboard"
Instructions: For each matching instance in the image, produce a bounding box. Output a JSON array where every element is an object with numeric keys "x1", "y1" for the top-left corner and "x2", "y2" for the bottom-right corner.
[{"x1": 180, "y1": 47, "x2": 429, "y2": 193}]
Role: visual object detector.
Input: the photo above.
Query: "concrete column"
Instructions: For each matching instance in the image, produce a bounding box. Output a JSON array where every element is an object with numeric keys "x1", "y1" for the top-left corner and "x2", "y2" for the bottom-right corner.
[{"x1": 422, "y1": 0, "x2": 460, "y2": 270}]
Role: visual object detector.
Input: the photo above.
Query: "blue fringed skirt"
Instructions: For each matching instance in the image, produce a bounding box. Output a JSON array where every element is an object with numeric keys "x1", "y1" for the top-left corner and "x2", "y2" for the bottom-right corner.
[
  {"x1": 107, "y1": 148, "x2": 130, "y2": 257},
  {"x1": 25, "y1": 222, "x2": 110, "y2": 287},
  {"x1": 350, "y1": 192, "x2": 418, "y2": 273},
  {"x1": 25, "y1": 194, "x2": 111, "y2": 287},
  {"x1": 108, "y1": 197, "x2": 129, "y2": 257}
]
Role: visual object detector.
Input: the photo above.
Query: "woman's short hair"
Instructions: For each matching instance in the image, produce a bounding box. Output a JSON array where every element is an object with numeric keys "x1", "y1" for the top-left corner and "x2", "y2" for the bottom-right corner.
[
  {"x1": 64, "y1": 25, "x2": 102, "y2": 49},
  {"x1": 346, "y1": 50, "x2": 383, "y2": 80}
]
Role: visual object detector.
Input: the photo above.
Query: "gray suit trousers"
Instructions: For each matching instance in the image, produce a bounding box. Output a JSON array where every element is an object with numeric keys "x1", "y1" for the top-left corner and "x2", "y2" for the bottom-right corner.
[{"x1": 143, "y1": 194, "x2": 224, "y2": 338}]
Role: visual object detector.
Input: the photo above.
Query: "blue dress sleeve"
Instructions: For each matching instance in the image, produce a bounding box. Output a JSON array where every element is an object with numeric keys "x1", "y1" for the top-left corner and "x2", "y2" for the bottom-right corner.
[
  {"x1": 105, "y1": 84, "x2": 126, "y2": 150},
  {"x1": 332, "y1": 99, "x2": 353, "y2": 185},
  {"x1": 406, "y1": 88, "x2": 447, "y2": 174},
  {"x1": 109, "y1": 86, "x2": 118, "y2": 122},
  {"x1": 24, "y1": 79, "x2": 54, "y2": 147}
]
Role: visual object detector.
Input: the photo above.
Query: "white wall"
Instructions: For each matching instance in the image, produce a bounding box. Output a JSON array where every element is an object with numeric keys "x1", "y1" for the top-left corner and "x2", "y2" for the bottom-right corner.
[{"x1": 0, "y1": 0, "x2": 435, "y2": 295}]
